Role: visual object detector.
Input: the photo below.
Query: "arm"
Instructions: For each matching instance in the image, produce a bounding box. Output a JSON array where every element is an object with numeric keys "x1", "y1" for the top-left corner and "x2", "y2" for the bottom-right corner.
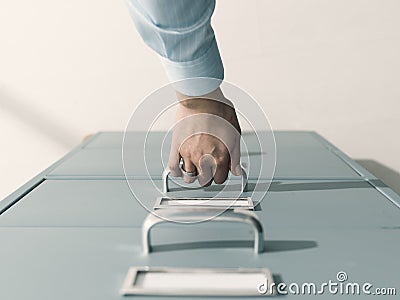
[
  {"x1": 126, "y1": 0, "x2": 223, "y2": 96},
  {"x1": 127, "y1": 0, "x2": 241, "y2": 185}
]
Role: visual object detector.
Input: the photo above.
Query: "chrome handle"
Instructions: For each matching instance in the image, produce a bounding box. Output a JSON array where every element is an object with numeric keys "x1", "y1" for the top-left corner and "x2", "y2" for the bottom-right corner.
[
  {"x1": 162, "y1": 166, "x2": 248, "y2": 193},
  {"x1": 142, "y1": 209, "x2": 264, "y2": 255}
]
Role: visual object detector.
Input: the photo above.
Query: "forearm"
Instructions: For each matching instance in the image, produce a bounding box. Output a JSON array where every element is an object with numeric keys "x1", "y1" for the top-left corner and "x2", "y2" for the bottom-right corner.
[{"x1": 126, "y1": 0, "x2": 224, "y2": 96}]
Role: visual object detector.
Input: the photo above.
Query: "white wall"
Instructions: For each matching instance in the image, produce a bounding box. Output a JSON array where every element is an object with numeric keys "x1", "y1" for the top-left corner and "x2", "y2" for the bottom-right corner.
[{"x1": 1, "y1": 0, "x2": 399, "y2": 200}]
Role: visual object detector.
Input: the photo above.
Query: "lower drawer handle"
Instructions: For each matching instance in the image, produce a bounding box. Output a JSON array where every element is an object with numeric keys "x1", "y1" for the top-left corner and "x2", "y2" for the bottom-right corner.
[{"x1": 142, "y1": 209, "x2": 264, "y2": 255}]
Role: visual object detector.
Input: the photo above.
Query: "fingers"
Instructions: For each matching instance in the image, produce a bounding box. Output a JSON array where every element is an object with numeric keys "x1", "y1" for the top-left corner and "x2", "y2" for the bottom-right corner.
[
  {"x1": 197, "y1": 152, "x2": 230, "y2": 186},
  {"x1": 181, "y1": 145, "x2": 236, "y2": 186},
  {"x1": 197, "y1": 154, "x2": 215, "y2": 187},
  {"x1": 213, "y1": 154, "x2": 230, "y2": 184},
  {"x1": 182, "y1": 158, "x2": 197, "y2": 183},
  {"x1": 230, "y1": 139, "x2": 242, "y2": 176},
  {"x1": 168, "y1": 147, "x2": 182, "y2": 177},
  {"x1": 169, "y1": 133, "x2": 241, "y2": 186}
]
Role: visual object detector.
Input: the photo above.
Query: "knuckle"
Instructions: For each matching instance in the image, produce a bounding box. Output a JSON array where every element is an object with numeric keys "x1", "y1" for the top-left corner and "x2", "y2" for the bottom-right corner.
[
  {"x1": 180, "y1": 149, "x2": 190, "y2": 158},
  {"x1": 192, "y1": 153, "x2": 202, "y2": 164}
]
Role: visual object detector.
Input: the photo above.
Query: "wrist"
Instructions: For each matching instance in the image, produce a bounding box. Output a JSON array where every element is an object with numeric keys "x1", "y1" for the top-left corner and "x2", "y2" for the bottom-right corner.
[{"x1": 176, "y1": 88, "x2": 234, "y2": 111}]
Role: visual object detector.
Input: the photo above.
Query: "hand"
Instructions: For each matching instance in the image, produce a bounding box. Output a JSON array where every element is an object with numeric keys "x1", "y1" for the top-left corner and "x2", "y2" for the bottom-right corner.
[{"x1": 168, "y1": 88, "x2": 242, "y2": 186}]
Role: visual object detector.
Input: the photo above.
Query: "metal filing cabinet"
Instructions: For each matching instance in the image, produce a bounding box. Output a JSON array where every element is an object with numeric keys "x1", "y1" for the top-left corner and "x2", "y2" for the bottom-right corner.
[
  {"x1": 1, "y1": 179, "x2": 399, "y2": 229},
  {"x1": 45, "y1": 131, "x2": 365, "y2": 180},
  {"x1": 0, "y1": 227, "x2": 399, "y2": 299},
  {"x1": 0, "y1": 131, "x2": 399, "y2": 299}
]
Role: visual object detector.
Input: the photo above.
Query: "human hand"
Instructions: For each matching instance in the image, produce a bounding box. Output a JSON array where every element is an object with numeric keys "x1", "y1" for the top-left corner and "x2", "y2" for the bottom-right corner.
[{"x1": 168, "y1": 88, "x2": 242, "y2": 186}]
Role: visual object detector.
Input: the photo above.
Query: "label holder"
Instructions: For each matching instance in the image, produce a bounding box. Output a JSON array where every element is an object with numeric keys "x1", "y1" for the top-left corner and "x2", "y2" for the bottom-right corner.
[
  {"x1": 120, "y1": 266, "x2": 275, "y2": 296},
  {"x1": 153, "y1": 196, "x2": 254, "y2": 210}
]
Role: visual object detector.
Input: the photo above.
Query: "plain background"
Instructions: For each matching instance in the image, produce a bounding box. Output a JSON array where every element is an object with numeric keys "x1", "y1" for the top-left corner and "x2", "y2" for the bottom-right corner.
[{"x1": 1, "y1": 0, "x2": 399, "y2": 200}]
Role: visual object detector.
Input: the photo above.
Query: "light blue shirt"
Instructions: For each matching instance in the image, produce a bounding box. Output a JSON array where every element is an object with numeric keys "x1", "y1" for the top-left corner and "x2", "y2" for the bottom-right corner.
[{"x1": 126, "y1": 0, "x2": 224, "y2": 96}]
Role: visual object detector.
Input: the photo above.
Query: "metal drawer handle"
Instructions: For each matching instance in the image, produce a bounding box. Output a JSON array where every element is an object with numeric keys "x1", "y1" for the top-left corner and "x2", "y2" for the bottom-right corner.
[
  {"x1": 162, "y1": 166, "x2": 248, "y2": 193},
  {"x1": 142, "y1": 209, "x2": 264, "y2": 255}
]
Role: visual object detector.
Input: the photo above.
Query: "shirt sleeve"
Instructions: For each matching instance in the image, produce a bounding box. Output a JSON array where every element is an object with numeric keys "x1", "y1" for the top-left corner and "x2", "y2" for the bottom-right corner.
[{"x1": 126, "y1": 0, "x2": 224, "y2": 96}]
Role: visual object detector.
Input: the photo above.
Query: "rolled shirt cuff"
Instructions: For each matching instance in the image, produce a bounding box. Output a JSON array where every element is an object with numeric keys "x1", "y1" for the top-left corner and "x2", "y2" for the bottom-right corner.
[{"x1": 161, "y1": 40, "x2": 224, "y2": 97}]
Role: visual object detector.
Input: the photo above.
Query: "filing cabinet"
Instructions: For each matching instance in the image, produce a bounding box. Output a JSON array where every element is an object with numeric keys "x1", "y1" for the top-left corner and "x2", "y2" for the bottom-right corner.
[{"x1": 1, "y1": 131, "x2": 399, "y2": 299}]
